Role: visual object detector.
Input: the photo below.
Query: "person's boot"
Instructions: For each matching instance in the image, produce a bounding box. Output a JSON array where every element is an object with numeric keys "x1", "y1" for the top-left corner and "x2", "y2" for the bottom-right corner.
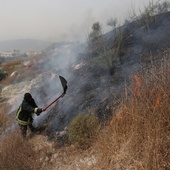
[
  {"x1": 19, "y1": 124, "x2": 27, "y2": 138},
  {"x1": 29, "y1": 124, "x2": 37, "y2": 133}
]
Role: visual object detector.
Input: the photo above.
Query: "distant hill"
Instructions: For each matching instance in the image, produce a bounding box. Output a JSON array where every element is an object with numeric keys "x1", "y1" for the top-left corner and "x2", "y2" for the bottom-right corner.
[{"x1": 0, "y1": 39, "x2": 52, "y2": 53}]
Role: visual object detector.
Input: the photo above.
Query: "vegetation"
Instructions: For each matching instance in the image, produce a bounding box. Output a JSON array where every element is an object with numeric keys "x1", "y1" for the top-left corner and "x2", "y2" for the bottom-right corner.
[
  {"x1": 87, "y1": 14, "x2": 125, "y2": 75},
  {"x1": 128, "y1": 0, "x2": 170, "y2": 32},
  {"x1": 107, "y1": 17, "x2": 118, "y2": 32},
  {"x1": 113, "y1": 27, "x2": 124, "y2": 64},
  {"x1": 92, "y1": 57, "x2": 170, "y2": 169},
  {"x1": 0, "y1": 67, "x2": 8, "y2": 81},
  {"x1": 0, "y1": 132, "x2": 40, "y2": 170},
  {"x1": 68, "y1": 112, "x2": 99, "y2": 149},
  {"x1": 87, "y1": 21, "x2": 116, "y2": 75},
  {"x1": 0, "y1": 1, "x2": 169, "y2": 169},
  {"x1": 140, "y1": 0, "x2": 170, "y2": 26},
  {"x1": 89, "y1": 48, "x2": 115, "y2": 75},
  {"x1": 0, "y1": 104, "x2": 9, "y2": 134},
  {"x1": 88, "y1": 22, "x2": 102, "y2": 45},
  {"x1": 0, "y1": 55, "x2": 169, "y2": 169},
  {"x1": 86, "y1": 0, "x2": 170, "y2": 77}
]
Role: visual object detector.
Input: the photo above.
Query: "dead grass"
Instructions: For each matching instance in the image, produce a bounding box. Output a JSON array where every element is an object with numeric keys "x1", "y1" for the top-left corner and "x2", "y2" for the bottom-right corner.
[
  {"x1": 0, "y1": 103, "x2": 9, "y2": 134},
  {"x1": 45, "y1": 57, "x2": 169, "y2": 170},
  {"x1": 0, "y1": 56, "x2": 41, "y2": 85},
  {"x1": 92, "y1": 58, "x2": 170, "y2": 169},
  {"x1": 42, "y1": 56, "x2": 170, "y2": 170},
  {"x1": 0, "y1": 51, "x2": 169, "y2": 169},
  {"x1": 0, "y1": 131, "x2": 41, "y2": 170},
  {"x1": 0, "y1": 58, "x2": 25, "y2": 85}
]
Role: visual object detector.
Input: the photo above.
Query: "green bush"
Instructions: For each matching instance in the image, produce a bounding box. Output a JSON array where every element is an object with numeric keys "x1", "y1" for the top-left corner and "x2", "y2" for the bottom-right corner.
[
  {"x1": 68, "y1": 113, "x2": 99, "y2": 149},
  {"x1": 0, "y1": 67, "x2": 8, "y2": 81}
]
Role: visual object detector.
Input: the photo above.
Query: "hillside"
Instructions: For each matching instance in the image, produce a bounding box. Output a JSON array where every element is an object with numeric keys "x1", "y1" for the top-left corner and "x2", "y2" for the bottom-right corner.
[
  {"x1": 0, "y1": 5, "x2": 170, "y2": 170},
  {"x1": 0, "y1": 39, "x2": 51, "y2": 53}
]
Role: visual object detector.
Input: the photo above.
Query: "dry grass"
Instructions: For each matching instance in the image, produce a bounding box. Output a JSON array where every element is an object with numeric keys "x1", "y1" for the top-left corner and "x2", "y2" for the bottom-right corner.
[
  {"x1": 0, "y1": 131, "x2": 41, "y2": 170},
  {"x1": 47, "y1": 57, "x2": 169, "y2": 170},
  {"x1": 92, "y1": 58, "x2": 170, "y2": 169},
  {"x1": 0, "y1": 54, "x2": 169, "y2": 169},
  {"x1": 0, "y1": 57, "x2": 43, "y2": 85},
  {"x1": 0, "y1": 103, "x2": 9, "y2": 134}
]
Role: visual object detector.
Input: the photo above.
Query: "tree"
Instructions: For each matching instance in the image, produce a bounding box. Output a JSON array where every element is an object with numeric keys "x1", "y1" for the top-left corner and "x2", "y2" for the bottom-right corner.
[
  {"x1": 107, "y1": 17, "x2": 117, "y2": 31},
  {"x1": 88, "y1": 22, "x2": 102, "y2": 43}
]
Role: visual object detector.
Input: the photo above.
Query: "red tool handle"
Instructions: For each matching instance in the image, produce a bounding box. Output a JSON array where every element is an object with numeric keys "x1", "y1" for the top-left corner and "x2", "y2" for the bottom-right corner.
[{"x1": 43, "y1": 94, "x2": 63, "y2": 111}]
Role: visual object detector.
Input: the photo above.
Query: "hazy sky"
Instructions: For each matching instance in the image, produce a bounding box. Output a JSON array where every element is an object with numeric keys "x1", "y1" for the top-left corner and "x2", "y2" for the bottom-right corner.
[{"x1": 0, "y1": 0, "x2": 163, "y2": 42}]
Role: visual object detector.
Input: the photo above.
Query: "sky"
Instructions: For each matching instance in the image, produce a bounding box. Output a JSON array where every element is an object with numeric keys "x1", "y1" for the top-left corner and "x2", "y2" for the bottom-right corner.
[{"x1": 0, "y1": 0, "x2": 165, "y2": 42}]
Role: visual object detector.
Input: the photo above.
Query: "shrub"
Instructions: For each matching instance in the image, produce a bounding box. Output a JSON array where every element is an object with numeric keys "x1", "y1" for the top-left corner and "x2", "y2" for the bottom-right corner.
[
  {"x1": 68, "y1": 112, "x2": 99, "y2": 149},
  {"x1": 0, "y1": 67, "x2": 8, "y2": 81}
]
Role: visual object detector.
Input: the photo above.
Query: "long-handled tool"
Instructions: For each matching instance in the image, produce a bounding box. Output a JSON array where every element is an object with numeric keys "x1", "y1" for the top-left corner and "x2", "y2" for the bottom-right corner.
[{"x1": 43, "y1": 75, "x2": 67, "y2": 111}]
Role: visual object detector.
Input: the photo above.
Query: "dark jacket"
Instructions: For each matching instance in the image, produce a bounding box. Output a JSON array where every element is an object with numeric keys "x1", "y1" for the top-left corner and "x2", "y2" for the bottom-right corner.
[{"x1": 16, "y1": 99, "x2": 42, "y2": 125}]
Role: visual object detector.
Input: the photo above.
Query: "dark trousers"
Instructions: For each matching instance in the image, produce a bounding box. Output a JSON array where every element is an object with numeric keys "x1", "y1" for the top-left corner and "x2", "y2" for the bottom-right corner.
[{"x1": 19, "y1": 124, "x2": 36, "y2": 137}]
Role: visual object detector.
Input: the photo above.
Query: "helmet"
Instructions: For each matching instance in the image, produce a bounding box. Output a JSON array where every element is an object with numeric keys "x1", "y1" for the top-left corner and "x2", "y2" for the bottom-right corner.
[
  {"x1": 24, "y1": 93, "x2": 32, "y2": 100},
  {"x1": 24, "y1": 93, "x2": 37, "y2": 107}
]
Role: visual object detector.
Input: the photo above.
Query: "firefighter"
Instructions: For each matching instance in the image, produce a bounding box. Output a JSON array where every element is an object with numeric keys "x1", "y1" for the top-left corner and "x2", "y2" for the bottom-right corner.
[{"x1": 16, "y1": 93, "x2": 44, "y2": 137}]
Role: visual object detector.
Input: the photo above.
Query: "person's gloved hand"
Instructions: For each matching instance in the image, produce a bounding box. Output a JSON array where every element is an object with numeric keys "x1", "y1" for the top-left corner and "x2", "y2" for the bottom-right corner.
[
  {"x1": 42, "y1": 108, "x2": 46, "y2": 112},
  {"x1": 30, "y1": 117, "x2": 34, "y2": 123},
  {"x1": 36, "y1": 108, "x2": 43, "y2": 116}
]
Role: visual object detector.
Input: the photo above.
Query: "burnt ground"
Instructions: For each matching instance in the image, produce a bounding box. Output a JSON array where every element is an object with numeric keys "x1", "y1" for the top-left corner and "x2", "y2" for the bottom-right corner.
[
  {"x1": 1, "y1": 11, "x2": 170, "y2": 142},
  {"x1": 41, "y1": 11, "x2": 170, "y2": 137}
]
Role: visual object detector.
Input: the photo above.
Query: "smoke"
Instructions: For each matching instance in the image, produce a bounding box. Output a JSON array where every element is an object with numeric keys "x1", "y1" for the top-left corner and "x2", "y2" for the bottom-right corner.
[
  {"x1": 2, "y1": 0, "x2": 170, "y2": 137},
  {"x1": 24, "y1": 41, "x2": 86, "y2": 128},
  {"x1": 34, "y1": 10, "x2": 170, "y2": 132}
]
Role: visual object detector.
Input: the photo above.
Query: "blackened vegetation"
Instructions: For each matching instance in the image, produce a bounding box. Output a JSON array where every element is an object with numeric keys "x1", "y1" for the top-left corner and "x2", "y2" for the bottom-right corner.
[{"x1": 38, "y1": 11, "x2": 170, "y2": 144}]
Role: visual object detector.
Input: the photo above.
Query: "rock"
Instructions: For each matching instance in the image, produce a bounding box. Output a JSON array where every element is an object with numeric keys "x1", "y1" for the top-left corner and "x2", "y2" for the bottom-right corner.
[
  {"x1": 55, "y1": 127, "x2": 69, "y2": 147},
  {"x1": 10, "y1": 71, "x2": 19, "y2": 77}
]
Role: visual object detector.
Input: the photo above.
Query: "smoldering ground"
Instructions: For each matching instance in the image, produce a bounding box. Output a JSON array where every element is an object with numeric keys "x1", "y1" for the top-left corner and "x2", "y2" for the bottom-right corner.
[
  {"x1": 27, "y1": 10, "x2": 170, "y2": 137},
  {"x1": 2, "y1": 2, "x2": 170, "y2": 139}
]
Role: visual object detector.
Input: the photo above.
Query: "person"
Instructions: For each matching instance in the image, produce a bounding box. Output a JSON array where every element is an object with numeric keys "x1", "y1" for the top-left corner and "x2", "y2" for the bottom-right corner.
[{"x1": 16, "y1": 93, "x2": 45, "y2": 137}]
